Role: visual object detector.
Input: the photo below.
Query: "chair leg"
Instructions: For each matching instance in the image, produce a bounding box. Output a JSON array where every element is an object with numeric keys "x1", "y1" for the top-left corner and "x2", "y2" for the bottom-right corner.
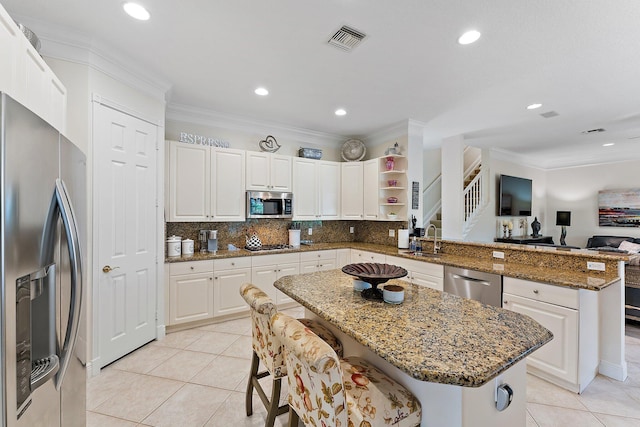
[
  {"x1": 246, "y1": 351, "x2": 260, "y2": 416},
  {"x1": 265, "y1": 377, "x2": 282, "y2": 427},
  {"x1": 288, "y1": 406, "x2": 300, "y2": 427}
]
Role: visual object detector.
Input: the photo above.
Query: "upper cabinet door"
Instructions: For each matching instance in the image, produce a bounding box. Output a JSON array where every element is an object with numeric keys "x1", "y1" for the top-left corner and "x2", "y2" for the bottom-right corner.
[
  {"x1": 168, "y1": 141, "x2": 210, "y2": 221},
  {"x1": 318, "y1": 161, "x2": 341, "y2": 220},
  {"x1": 293, "y1": 158, "x2": 319, "y2": 220},
  {"x1": 246, "y1": 152, "x2": 292, "y2": 192},
  {"x1": 270, "y1": 154, "x2": 292, "y2": 192},
  {"x1": 211, "y1": 148, "x2": 246, "y2": 221},
  {"x1": 246, "y1": 151, "x2": 270, "y2": 191},
  {"x1": 341, "y1": 162, "x2": 363, "y2": 220},
  {"x1": 363, "y1": 159, "x2": 379, "y2": 220}
]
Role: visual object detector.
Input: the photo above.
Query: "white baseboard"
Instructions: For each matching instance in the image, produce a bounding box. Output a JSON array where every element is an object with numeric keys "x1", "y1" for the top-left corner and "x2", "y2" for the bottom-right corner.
[
  {"x1": 156, "y1": 323, "x2": 166, "y2": 340},
  {"x1": 599, "y1": 360, "x2": 628, "y2": 382}
]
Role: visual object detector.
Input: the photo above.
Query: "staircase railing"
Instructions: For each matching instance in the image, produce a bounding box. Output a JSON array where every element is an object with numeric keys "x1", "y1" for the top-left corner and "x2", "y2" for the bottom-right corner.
[
  {"x1": 462, "y1": 165, "x2": 489, "y2": 237},
  {"x1": 422, "y1": 175, "x2": 442, "y2": 226}
]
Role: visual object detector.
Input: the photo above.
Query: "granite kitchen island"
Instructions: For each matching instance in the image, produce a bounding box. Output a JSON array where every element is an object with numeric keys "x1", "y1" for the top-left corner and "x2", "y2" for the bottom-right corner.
[{"x1": 275, "y1": 269, "x2": 553, "y2": 427}]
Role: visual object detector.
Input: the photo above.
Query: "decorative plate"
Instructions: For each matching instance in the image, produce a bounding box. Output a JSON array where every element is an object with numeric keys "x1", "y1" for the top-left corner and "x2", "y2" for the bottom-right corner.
[{"x1": 341, "y1": 139, "x2": 366, "y2": 162}]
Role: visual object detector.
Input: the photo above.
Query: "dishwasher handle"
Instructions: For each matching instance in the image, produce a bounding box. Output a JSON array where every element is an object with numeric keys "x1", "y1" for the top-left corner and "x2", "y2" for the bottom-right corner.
[{"x1": 451, "y1": 274, "x2": 492, "y2": 286}]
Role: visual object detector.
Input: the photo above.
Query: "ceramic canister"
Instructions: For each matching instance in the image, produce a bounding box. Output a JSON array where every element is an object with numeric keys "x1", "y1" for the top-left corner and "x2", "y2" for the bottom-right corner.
[
  {"x1": 167, "y1": 235, "x2": 181, "y2": 257},
  {"x1": 181, "y1": 238, "x2": 194, "y2": 256},
  {"x1": 383, "y1": 284, "x2": 405, "y2": 304}
]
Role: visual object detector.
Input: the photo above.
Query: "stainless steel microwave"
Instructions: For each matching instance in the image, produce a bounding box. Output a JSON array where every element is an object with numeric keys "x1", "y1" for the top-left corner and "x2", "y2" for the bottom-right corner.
[{"x1": 246, "y1": 191, "x2": 293, "y2": 219}]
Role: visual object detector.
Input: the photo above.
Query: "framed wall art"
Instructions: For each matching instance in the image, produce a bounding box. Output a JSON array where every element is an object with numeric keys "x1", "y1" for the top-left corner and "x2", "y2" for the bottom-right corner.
[{"x1": 598, "y1": 188, "x2": 640, "y2": 227}]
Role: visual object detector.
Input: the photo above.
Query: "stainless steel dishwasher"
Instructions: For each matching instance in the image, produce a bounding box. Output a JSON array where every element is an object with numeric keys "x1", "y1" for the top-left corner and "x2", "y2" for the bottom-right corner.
[{"x1": 443, "y1": 266, "x2": 503, "y2": 307}]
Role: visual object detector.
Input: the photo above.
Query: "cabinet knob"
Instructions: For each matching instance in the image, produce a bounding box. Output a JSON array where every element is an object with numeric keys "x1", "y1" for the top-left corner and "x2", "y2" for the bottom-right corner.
[
  {"x1": 533, "y1": 289, "x2": 539, "y2": 294},
  {"x1": 231, "y1": 262, "x2": 235, "y2": 266},
  {"x1": 504, "y1": 300, "x2": 508, "y2": 304},
  {"x1": 190, "y1": 266, "x2": 194, "y2": 270},
  {"x1": 209, "y1": 277, "x2": 213, "y2": 280}
]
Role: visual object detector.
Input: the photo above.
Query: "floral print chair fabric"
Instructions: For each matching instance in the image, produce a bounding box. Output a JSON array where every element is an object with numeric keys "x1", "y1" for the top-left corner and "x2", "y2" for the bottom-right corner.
[
  {"x1": 239, "y1": 283, "x2": 344, "y2": 427},
  {"x1": 272, "y1": 312, "x2": 422, "y2": 427}
]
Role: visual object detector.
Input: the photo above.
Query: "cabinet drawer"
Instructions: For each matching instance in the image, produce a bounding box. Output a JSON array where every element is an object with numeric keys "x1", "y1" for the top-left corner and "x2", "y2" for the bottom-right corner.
[
  {"x1": 300, "y1": 250, "x2": 337, "y2": 262},
  {"x1": 350, "y1": 249, "x2": 385, "y2": 263},
  {"x1": 251, "y1": 252, "x2": 300, "y2": 267},
  {"x1": 169, "y1": 260, "x2": 214, "y2": 276},
  {"x1": 214, "y1": 256, "x2": 252, "y2": 270},
  {"x1": 402, "y1": 258, "x2": 444, "y2": 278},
  {"x1": 503, "y1": 277, "x2": 578, "y2": 309}
]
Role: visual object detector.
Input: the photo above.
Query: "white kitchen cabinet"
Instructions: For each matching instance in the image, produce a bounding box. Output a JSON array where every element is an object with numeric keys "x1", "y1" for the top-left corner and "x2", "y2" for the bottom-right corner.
[
  {"x1": 336, "y1": 248, "x2": 351, "y2": 268},
  {"x1": 251, "y1": 252, "x2": 300, "y2": 306},
  {"x1": 341, "y1": 162, "x2": 364, "y2": 219},
  {"x1": 363, "y1": 159, "x2": 380, "y2": 220},
  {"x1": 350, "y1": 249, "x2": 386, "y2": 264},
  {"x1": 293, "y1": 158, "x2": 340, "y2": 220},
  {"x1": 0, "y1": 7, "x2": 67, "y2": 133},
  {"x1": 386, "y1": 255, "x2": 444, "y2": 291},
  {"x1": 300, "y1": 250, "x2": 337, "y2": 273},
  {"x1": 502, "y1": 277, "x2": 598, "y2": 393},
  {"x1": 168, "y1": 260, "x2": 214, "y2": 325},
  {"x1": 213, "y1": 257, "x2": 252, "y2": 317},
  {"x1": 168, "y1": 140, "x2": 245, "y2": 222},
  {"x1": 246, "y1": 151, "x2": 292, "y2": 192}
]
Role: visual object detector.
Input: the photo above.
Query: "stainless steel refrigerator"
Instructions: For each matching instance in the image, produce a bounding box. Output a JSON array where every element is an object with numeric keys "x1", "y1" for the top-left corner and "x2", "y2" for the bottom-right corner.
[{"x1": 1, "y1": 93, "x2": 86, "y2": 426}]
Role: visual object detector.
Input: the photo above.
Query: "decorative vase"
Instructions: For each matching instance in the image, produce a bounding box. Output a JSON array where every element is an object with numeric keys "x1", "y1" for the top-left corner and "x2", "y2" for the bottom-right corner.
[{"x1": 385, "y1": 157, "x2": 395, "y2": 171}]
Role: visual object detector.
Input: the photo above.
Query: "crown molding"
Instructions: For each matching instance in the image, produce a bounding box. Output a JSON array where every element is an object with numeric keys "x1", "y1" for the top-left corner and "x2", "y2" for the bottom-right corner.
[
  {"x1": 363, "y1": 120, "x2": 410, "y2": 147},
  {"x1": 11, "y1": 13, "x2": 170, "y2": 103},
  {"x1": 166, "y1": 103, "x2": 346, "y2": 147}
]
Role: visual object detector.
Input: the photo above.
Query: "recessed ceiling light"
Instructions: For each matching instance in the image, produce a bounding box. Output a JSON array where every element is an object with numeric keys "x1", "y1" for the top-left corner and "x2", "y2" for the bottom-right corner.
[
  {"x1": 527, "y1": 103, "x2": 542, "y2": 110},
  {"x1": 335, "y1": 109, "x2": 347, "y2": 116},
  {"x1": 254, "y1": 87, "x2": 269, "y2": 96},
  {"x1": 603, "y1": 143, "x2": 615, "y2": 147},
  {"x1": 458, "y1": 30, "x2": 481, "y2": 45},
  {"x1": 123, "y1": 2, "x2": 150, "y2": 20}
]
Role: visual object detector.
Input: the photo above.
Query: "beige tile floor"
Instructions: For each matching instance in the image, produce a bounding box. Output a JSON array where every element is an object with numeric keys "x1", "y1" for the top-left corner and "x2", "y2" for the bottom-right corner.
[{"x1": 87, "y1": 307, "x2": 640, "y2": 427}]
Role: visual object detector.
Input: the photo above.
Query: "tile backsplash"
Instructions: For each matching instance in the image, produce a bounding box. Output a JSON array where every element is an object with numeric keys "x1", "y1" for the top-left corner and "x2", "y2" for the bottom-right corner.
[{"x1": 166, "y1": 220, "x2": 406, "y2": 252}]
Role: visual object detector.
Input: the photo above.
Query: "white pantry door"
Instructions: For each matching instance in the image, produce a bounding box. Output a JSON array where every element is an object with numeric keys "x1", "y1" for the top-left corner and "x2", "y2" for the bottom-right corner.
[{"x1": 94, "y1": 101, "x2": 158, "y2": 368}]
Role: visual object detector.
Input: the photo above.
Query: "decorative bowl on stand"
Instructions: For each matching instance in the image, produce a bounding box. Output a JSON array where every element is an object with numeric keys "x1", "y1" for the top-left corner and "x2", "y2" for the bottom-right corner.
[{"x1": 341, "y1": 263, "x2": 408, "y2": 300}]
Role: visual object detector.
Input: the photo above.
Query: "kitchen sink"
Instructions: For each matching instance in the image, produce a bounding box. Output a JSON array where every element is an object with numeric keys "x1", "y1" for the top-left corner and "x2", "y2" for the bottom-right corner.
[{"x1": 402, "y1": 251, "x2": 442, "y2": 258}]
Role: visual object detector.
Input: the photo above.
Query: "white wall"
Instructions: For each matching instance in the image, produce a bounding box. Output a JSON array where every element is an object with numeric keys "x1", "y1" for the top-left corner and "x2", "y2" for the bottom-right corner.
[
  {"x1": 465, "y1": 154, "x2": 547, "y2": 242},
  {"x1": 546, "y1": 159, "x2": 640, "y2": 248},
  {"x1": 165, "y1": 119, "x2": 343, "y2": 161},
  {"x1": 43, "y1": 56, "x2": 166, "y2": 373}
]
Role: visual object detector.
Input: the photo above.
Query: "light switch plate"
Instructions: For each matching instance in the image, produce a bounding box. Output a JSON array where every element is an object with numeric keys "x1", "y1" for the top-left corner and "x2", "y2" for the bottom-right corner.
[
  {"x1": 587, "y1": 261, "x2": 605, "y2": 271},
  {"x1": 389, "y1": 229, "x2": 395, "y2": 237},
  {"x1": 493, "y1": 251, "x2": 505, "y2": 259},
  {"x1": 350, "y1": 226, "x2": 354, "y2": 233},
  {"x1": 308, "y1": 228, "x2": 313, "y2": 235}
]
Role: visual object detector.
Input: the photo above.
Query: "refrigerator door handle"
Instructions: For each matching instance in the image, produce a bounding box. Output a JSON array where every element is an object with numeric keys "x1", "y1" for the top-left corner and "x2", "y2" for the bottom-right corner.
[{"x1": 52, "y1": 178, "x2": 84, "y2": 390}]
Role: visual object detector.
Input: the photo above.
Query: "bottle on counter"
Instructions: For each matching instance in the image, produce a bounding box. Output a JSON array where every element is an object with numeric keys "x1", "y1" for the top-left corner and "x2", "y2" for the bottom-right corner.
[{"x1": 409, "y1": 236, "x2": 416, "y2": 251}]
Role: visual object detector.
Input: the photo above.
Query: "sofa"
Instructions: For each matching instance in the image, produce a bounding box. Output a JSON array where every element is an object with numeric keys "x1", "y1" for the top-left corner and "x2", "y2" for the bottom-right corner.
[
  {"x1": 586, "y1": 235, "x2": 640, "y2": 321},
  {"x1": 585, "y1": 235, "x2": 640, "y2": 253}
]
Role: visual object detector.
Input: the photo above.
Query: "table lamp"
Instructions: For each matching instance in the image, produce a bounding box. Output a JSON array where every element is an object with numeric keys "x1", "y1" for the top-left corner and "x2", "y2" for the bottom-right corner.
[{"x1": 556, "y1": 211, "x2": 571, "y2": 246}]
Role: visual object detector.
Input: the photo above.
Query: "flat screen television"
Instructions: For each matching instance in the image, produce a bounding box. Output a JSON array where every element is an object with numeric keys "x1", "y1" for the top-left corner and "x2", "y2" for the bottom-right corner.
[{"x1": 498, "y1": 174, "x2": 532, "y2": 216}]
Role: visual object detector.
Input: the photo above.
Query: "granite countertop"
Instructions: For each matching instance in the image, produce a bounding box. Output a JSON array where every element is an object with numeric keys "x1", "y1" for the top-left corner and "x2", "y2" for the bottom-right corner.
[
  {"x1": 274, "y1": 269, "x2": 553, "y2": 387},
  {"x1": 167, "y1": 241, "x2": 624, "y2": 291}
]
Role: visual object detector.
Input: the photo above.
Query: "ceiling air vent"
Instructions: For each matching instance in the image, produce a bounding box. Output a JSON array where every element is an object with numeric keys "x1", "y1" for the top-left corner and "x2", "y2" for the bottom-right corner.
[
  {"x1": 328, "y1": 25, "x2": 366, "y2": 51},
  {"x1": 581, "y1": 128, "x2": 606, "y2": 134},
  {"x1": 540, "y1": 111, "x2": 559, "y2": 118}
]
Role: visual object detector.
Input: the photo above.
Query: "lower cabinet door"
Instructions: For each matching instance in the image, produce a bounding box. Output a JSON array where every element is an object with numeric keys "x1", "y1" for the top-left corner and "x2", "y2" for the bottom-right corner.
[
  {"x1": 213, "y1": 268, "x2": 252, "y2": 317},
  {"x1": 170, "y1": 273, "x2": 213, "y2": 325},
  {"x1": 251, "y1": 265, "x2": 279, "y2": 302},
  {"x1": 503, "y1": 293, "x2": 579, "y2": 384},
  {"x1": 276, "y1": 262, "x2": 300, "y2": 305},
  {"x1": 411, "y1": 271, "x2": 443, "y2": 291}
]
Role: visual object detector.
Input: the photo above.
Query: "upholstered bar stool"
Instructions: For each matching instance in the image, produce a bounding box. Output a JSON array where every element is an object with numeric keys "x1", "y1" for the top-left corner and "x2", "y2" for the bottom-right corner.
[
  {"x1": 240, "y1": 284, "x2": 343, "y2": 427},
  {"x1": 272, "y1": 311, "x2": 422, "y2": 427}
]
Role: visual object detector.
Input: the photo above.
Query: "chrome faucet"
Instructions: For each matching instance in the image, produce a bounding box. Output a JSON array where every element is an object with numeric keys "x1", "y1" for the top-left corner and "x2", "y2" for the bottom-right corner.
[{"x1": 427, "y1": 224, "x2": 441, "y2": 254}]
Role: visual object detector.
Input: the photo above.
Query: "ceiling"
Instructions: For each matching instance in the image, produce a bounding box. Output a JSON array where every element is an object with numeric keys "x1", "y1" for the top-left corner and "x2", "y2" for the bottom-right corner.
[{"x1": 5, "y1": 0, "x2": 640, "y2": 168}]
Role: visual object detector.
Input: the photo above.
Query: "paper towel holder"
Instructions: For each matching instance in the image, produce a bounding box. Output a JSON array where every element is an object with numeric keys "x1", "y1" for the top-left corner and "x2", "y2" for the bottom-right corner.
[{"x1": 398, "y1": 229, "x2": 410, "y2": 249}]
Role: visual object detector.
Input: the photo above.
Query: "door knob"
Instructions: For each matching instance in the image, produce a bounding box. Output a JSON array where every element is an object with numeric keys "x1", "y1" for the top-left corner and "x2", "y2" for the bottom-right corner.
[{"x1": 102, "y1": 265, "x2": 119, "y2": 273}]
